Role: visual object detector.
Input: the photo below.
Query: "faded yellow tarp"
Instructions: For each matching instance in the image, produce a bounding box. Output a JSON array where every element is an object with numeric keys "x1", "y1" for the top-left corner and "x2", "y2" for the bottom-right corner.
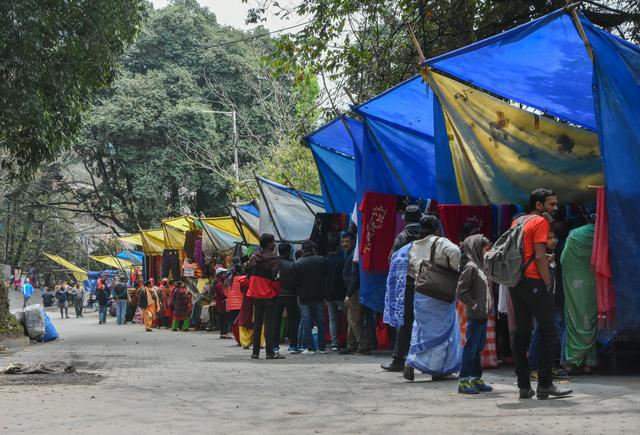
[
  {"x1": 140, "y1": 228, "x2": 166, "y2": 255},
  {"x1": 162, "y1": 224, "x2": 185, "y2": 250},
  {"x1": 118, "y1": 233, "x2": 143, "y2": 246},
  {"x1": 163, "y1": 216, "x2": 195, "y2": 232},
  {"x1": 44, "y1": 253, "x2": 88, "y2": 281},
  {"x1": 90, "y1": 256, "x2": 134, "y2": 270},
  {"x1": 426, "y1": 71, "x2": 604, "y2": 205},
  {"x1": 201, "y1": 217, "x2": 259, "y2": 245}
]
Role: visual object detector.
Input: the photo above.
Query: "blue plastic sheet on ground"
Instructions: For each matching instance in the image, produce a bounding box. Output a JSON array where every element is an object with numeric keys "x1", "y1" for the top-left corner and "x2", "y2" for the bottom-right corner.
[
  {"x1": 40, "y1": 311, "x2": 59, "y2": 343},
  {"x1": 584, "y1": 16, "x2": 640, "y2": 330},
  {"x1": 426, "y1": 9, "x2": 596, "y2": 130}
]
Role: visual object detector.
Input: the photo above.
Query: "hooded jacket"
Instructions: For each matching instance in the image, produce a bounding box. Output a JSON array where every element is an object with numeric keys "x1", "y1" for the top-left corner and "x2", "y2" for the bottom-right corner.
[
  {"x1": 391, "y1": 223, "x2": 423, "y2": 254},
  {"x1": 295, "y1": 254, "x2": 327, "y2": 304},
  {"x1": 246, "y1": 248, "x2": 280, "y2": 299},
  {"x1": 456, "y1": 234, "x2": 493, "y2": 320}
]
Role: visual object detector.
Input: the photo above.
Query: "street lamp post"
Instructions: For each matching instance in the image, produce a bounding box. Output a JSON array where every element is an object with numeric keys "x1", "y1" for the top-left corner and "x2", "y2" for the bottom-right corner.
[{"x1": 200, "y1": 110, "x2": 239, "y2": 183}]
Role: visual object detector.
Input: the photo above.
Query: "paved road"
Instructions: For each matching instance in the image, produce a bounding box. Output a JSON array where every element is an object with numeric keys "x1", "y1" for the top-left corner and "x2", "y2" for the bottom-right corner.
[{"x1": 2, "y1": 290, "x2": 640, "y2": 434}]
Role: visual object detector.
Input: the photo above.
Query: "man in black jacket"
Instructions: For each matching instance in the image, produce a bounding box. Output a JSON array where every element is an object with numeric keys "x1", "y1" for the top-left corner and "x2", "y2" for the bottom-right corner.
[
  {"x1": 325, "y1": 237, "x2": 346, "y2": 351},
  {"x1": 295, "y1": 240, "x2": 327, "y2": 354},
  {"x1": 339, "y1": 232, "x2": 370, "y2": 355},
  {"x1": 382, "y1": 212, "x2": 429, "y2": 372},
  {"x1": 274, "y1": 243, "x2": 301, "y2": 354}
]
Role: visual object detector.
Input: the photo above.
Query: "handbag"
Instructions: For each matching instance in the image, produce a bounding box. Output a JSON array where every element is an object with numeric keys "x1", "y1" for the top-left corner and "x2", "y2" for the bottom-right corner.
[{"x1": 414, "y1": 237, "x2": 459, "y2": 303}]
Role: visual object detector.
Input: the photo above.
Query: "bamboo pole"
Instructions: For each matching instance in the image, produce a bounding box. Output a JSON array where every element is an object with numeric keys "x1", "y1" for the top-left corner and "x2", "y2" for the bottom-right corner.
[{"x1": 566, "y1": 2, "x2": 594, "y2": 62}]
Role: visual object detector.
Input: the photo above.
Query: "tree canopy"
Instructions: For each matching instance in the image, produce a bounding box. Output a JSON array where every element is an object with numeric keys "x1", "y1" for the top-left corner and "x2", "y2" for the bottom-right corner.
[{"x1": 0, "y1": 0, "x2": 145, "y2": 177}]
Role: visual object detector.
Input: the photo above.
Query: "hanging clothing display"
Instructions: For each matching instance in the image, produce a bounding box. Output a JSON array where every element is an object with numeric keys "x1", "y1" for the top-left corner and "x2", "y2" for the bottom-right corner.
[
  {"x1": 437, "y1": 204, "x2": 493, "y2": 245},
  {"x1": 591, "y1": 187, "x2": 615, "y2": 330},
  {"x1": 310, "y1": 213, "x2": 348, "y2": 256},
  {"x1": 183, "y1": 230, "x2": 200, "y2": 259},
  {"x1": 359, "y1": 191, "x2": 398, "y2": 272},
  {"x1": 193, "y1": 239, "x2": 204, "y2": 271},
  {"x1": 561, "y1": 223, "x2": 598, "y2": 368},
  {"x1": 383, "y1": 243, "x2": 412, "y2": 329},
  {"x1": 162, "y1": 250, "x2": 181, "y2": 280}
]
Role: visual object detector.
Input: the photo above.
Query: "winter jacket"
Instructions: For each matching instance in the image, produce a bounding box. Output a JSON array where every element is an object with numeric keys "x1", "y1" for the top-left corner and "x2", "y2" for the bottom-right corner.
[
  {"x1": 295, "y1": 255, "x2": 327, "y2": 304},
  {"x1": 55, "y1": 288, "x2": 68, "y2": 304},
  {"x1": 456, "y1": 235, "x2": 493, "y2": 320},
  {"x1": 342, "y1": 249, "x2": 360, "y2": 298},
  {"x1": 112, "y1": 283, "x2": 128, "y2": 300},
  {"x1": 225, "y1": 276, "x2": 246, "y2": 311},
  {"x1": 324, "y1": 253, "x2": 346, "y2": 301},
  {"x1": 278, "y1": 258, "x2": 297, "y2": 297},
  {"x1": 96, "y1": 288, "x2": 110, "y2": 306},
  {"x1": 171, "y1": 287, "x2": 191, "y2": 319},
  {"x1": 246, "y1": 248, "x2": 279, "y2": 299},
  {"x1": 391, "y1": 223, "x2": 423, "y2": 254},
  {"x1": 22, "y1": 283, "x2": 34, "y2": 298}
]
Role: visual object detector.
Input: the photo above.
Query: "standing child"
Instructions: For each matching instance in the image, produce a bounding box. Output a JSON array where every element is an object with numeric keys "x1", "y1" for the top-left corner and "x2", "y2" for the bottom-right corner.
[
  {"x1": 96, "y1": 284, "x2": 110, "y2": 324},
  {"x1": 456, "y1": 235, "x2": 494, "y2": 394}
]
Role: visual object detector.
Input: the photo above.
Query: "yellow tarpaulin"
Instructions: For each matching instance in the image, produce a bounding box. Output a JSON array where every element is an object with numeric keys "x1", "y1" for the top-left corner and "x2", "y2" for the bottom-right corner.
[
  {"x1": 140, "y1": 228, "x2": 166, "y2": 255},
  {"x1": 201, "y1": 217, "x2": 259, "y2": 245},
  {"x1": 90, "y1": 256, "x2": 134, "y2": 270},
  {"x1": 44, "y1": 253, "x2": 88, "y2": 281},
  {"x1": 163, "y1": 216, "x2": 195, "y2": 232},
  {"x1": 163, "y1": 224, "x2": 186, "y2": 250},
  {"x1": 426, "y1": 71, "x2": 604, "y2": 205},
  {"x1": 118, "y1": 233, "x2": 143, "y2": 246}
]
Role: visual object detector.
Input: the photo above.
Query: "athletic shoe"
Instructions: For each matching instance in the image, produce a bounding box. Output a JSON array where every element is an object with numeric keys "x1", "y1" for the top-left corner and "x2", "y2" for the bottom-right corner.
[
  {"x1": 318, "y1": 349, "x2": 327, "y2": 354},
  {"x1": 458, "y1": 380, "x2": 479, "y2": 394},
  {"x1": 301, "y1": 349, "x2": 316, "y2": 355},
  {"x1": 288, "y1": 346, "x2": 300, "y2": 354},
  {"x1": 332, "y1": 346, "x2": 339, "y2": 352},
  {"x1": 552, "y1": 367, "x2": 570, "y2": 379},
  {"x1": 472, "y1": 378, "x2": 493, "y2": 392}
]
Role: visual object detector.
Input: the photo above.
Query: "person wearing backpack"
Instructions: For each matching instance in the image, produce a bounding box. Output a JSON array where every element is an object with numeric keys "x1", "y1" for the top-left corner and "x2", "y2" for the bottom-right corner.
[{"x1": 506, "y1": 189, "x2": 572, "y2": 400}]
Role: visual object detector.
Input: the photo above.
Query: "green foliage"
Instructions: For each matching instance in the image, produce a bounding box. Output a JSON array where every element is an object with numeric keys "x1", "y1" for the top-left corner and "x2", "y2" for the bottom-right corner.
[
  {"x1": 75, "y1": 1, "x2": 322, "y2": 231},
  {"x1": 0, "y1": 280, "x2": 23, "y2": 337},
  {"x1": 248, "y1": 0, "x2": 640, "y2": 102},
  {"x1": 0, "y1": 0, "x2": 145, "y2": 177}
]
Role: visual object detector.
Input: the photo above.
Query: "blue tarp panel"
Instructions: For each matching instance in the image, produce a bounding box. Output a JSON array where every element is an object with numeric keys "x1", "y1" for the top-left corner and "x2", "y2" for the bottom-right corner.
[
  {"x1": 426, "y1": 9, "x2": 597, "y2": 130},
  {"x1": 239, "y1": 203, "x2": 259, "y2": 217},
  {"x1": 584, "y1": 16, "x2": 640, "y2": 330},
  {"x1": 305, "y1": 116, "x2": 361, "y2": 157},
  {"x1": 116, "y1": 250, "x2": 144, "y2": 265},
  {"x1": 353, "y1": 76, "x2": 438, "y2": 312},
  {"x1": 83, "y1": 270, "x2": 119, "y2": 293},
  {"x1": 310, "y1": 144, "x2": 356, "y2": 215}
]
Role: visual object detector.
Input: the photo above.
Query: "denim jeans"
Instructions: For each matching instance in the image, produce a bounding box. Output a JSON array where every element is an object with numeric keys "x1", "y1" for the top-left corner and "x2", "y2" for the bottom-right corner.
[
  {"x1": 326, "y1": 300, "x2": 343, "y2": 348},
  {"x1": 528, "y1": 309, "x2": 566, "y2": 370},
  {"x1": 116, "y1": 299, "x2": 128, "y2": 325},
  {"x1": 299, "y1": 302, "x2": 326, "y2": 351},
  {"x1": 98, "y1": 305, "x2": 108, "y2": 323},
  {"x1": 460, "y1": 319, "x2": 487, "y2": 380}
]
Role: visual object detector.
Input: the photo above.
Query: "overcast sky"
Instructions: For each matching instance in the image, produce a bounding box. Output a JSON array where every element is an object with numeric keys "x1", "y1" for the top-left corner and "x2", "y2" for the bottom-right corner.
[{"x1": 150, "y1": 0, "x2": 305, "y2": 31}]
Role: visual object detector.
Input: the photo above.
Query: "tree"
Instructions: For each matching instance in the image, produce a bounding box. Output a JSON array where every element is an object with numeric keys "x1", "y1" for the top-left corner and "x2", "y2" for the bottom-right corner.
[
  {"x1": 72, "y1": 0, "x2": 321, "y2": 233},
  {"x1": 246, "y1": 0, "x2": 640, "y2": 102},
  {"x1": 0, "y1": 0, "x2": 145, "y2": 177}
]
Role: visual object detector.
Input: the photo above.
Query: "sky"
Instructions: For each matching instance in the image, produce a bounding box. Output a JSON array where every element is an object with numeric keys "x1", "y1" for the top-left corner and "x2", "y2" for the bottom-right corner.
[{"x1": 150, "y1": 0, "x2": 305, "y2": 32}]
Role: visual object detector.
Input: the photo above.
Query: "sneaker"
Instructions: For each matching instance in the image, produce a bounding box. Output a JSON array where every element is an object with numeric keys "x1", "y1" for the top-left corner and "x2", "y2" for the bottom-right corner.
[
  {"x1": 529, "y1": 370, "x2": 539, "y2": 381},
  {"x1": 332, "y1": 346, "x2": 339, "y2": 352},
  {"x1": 519, "y1": 388, "x2": 535, "y2": 399},
  {"x1": 266, "y1": 354, "x2": 285, "y2": 360},
  {"x1": 536, "y1": 383, "x2": 573, "y2": 400},
  {"x1": 318, "y1": 349, "x2": 327, "y2": 354},
  {"x1": 301, "y1": 349, "x2": 317, "y2": 355},
  {"x1": 472, "y1": 378, "x2": 493, "y2": 392},
  {"x1": 273, "y1": 347, "x2": 281, "y2": 354},
  {"x1": 287, "y1": 346, "x2": 300, "y2": 354},
  {"x1": 552, "y1": 367, "x2": 570, "y2": 379},
  {"x1": 458, "y1": 380, "x2": 479, "y2": 394},
  {"x1": 250, "y1": 354, "x2": 259, "y2": 359}
]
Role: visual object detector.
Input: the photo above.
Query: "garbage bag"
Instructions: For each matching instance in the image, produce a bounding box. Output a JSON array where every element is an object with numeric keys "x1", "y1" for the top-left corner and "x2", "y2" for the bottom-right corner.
[
  {"x1": 22, "y1": 304, "x2": 45, "y2": 340},
  {"x1": 40, "y1": 311, "x2": 58, "y2": 343}
]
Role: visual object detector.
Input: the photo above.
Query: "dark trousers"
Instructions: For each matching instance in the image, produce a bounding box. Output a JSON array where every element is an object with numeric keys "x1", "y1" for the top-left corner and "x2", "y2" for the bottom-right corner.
[
  {"x1": 510, "y1": 278, "x2": 557, "y2": 389},
  {"x1": 252, "y1": 298, "x2": 276, "y2": 357},
  {"x1": 460, "y1": 319, "x2": 487, "y2": 379},
  {"x1": 74, "y1": 301, "x2": 84, "y2": 317},
  {"x1": 392, "y1": 281, "x2": 415, "y2": 362},
  {"x1": 273, "y1": 296, "x2": 299, "y2": 348},
  {"x1": 217, "y1": 311, "x2": 228, "y2": 335},
  {"x1": 227, "y1": 309, "x2": 240, "y2": 332},
  {"x1": 161, "y1": 250, "x2": 180, "y2": 280},
  {"x1": 300, "y1": 302, "x2": 326, "y2": 351}
]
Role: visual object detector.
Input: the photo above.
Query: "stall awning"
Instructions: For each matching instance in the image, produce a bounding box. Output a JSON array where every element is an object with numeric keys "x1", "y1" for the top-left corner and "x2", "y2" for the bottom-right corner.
[
  {"x1": 44, "y1": 253, "x2": 88, "y2": 281},
  {"x1": 201, "y1": 216, "x2": 259, "y2": 246},
  {"x1": 140, "y1": 228, "x2": 166, "y2": 255},
  {"x1": 118, "y1": 233, "x2": 143, "y2": 246},
  {"x1": 90, "y1": 256, "x2": 134, "y2": 270}
]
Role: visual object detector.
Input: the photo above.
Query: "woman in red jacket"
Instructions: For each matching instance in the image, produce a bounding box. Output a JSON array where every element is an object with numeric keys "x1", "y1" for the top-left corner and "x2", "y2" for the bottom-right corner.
[{"x1": 171, "y1": 281, "x2": 191, "y2": 332}]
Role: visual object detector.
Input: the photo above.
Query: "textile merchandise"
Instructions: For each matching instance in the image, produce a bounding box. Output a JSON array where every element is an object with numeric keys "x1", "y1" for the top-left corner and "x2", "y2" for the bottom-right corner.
[
  {"x1": 561, "y1": 224, "x2": 598, "y2": 368},
  {"x1": 162, "y1": 250, "x2": 181, "y2": 280},
  {"x1": 438, "y1": 204, "x2": 492, "y2": 245},
  {"x1": 591, "y1": 187, "x2": 615, "y2": 330},
  {"x1": 359, "y1": 192, "x2": 398, "y2": 272},
  {"x1": 384, "y1": 243, "x2": 412, "y2": 329}
]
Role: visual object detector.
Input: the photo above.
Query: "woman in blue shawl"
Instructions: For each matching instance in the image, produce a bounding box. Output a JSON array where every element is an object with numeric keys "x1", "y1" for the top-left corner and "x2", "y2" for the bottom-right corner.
[{"x1": 404, "y1": 215, "x2": 463, "y2": 381}]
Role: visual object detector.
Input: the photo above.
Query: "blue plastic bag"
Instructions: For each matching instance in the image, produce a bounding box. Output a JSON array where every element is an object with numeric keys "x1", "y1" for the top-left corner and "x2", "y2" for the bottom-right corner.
[{"x1": 40, "y1": 310, "x2": 59, "y2": 343}]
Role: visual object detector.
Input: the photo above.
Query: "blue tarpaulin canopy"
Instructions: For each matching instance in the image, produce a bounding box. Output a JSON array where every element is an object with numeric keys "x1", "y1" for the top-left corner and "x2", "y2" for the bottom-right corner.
[
  {"x1": 421, "y1": 9, "x2": 640, "y2": 330},
  {"x1": 116, "y1": 250, "x2": 144, "y2": 265},
  {"x1": 305, "y1": 116, "x2": 361, "y2": 214}
]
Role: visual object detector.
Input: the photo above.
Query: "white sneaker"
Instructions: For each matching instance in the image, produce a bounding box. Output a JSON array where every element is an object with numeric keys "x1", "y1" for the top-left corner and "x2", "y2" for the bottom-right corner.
[{"x1": 301, "y1": 349, "x2": 316, "y2": 355}]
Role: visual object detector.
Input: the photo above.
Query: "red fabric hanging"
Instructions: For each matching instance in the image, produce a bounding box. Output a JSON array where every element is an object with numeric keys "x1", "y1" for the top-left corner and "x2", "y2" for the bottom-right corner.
[
  {"x1": 591, "y1": 187, "x2": 616, "y2": 330},
  {"x1": 359, "y1": 192, "x2": 398, "y2": 272},
  {"x1": 437, "y1": 204, "x2": 493, "y2": 244}
]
